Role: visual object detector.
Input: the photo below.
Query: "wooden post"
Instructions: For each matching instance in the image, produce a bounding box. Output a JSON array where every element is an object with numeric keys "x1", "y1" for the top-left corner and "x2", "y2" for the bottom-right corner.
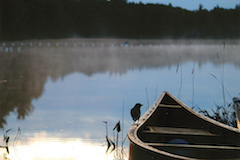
[{"x1": 233, "y1": 97, "x2": 240, "y2": 129}]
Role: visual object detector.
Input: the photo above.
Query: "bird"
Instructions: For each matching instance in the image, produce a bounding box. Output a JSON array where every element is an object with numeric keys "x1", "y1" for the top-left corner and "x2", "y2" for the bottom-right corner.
[{"x1": 131, "y1": 103, "x2": 143, "y2": 122}]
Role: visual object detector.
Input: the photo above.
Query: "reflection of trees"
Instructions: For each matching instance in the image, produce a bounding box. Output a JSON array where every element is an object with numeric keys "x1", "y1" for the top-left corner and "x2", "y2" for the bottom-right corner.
[
  {"x1": 0, "y1": 55, "x2": 45, "y2": 128},
  {"x1": 0, "y1": 39, "x2": 239, "y2": 128}
]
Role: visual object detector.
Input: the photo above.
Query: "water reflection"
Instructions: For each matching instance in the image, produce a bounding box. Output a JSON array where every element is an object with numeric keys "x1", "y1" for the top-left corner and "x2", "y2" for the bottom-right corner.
[
  {"x1": 0, "y1": 39, "x2": 240, "y2": 159},
  {"x1": 6, "y1": 131, "x2": 115, "y2": 160}
]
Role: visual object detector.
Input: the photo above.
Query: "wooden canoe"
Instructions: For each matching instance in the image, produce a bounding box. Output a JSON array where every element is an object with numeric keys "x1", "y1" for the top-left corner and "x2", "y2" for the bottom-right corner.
[{"x1": 128, "y1": 91, "x2": 240, "y2": 160}]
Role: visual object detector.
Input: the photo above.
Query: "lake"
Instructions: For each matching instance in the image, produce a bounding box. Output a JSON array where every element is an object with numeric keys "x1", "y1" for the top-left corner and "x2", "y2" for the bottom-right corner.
[{"x1": 0, "y1": 38, "x2": 240, "y2": 160}]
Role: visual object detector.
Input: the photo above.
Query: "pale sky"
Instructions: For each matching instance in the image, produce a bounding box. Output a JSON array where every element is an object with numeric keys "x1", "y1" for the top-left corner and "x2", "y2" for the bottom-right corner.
[{"x1": 128, "y1": 0, "x2": 240, "y2": 10}]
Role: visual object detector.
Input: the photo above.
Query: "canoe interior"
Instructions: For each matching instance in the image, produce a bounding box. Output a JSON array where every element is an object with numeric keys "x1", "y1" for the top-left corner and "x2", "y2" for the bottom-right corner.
[{"x1": 136, "y1": 93, "x2": 240, "y2": 159}]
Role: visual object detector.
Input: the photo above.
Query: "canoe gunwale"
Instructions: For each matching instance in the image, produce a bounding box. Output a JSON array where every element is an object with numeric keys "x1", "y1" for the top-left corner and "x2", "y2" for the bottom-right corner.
[{"x1": 144, "y1": 126, "x2": 218, "y2": 136}]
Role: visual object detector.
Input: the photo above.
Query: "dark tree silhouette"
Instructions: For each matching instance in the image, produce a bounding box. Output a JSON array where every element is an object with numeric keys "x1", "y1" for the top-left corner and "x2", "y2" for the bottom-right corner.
[{"x1": 0, "y1": 0, "x2": 240, "y2": 40}]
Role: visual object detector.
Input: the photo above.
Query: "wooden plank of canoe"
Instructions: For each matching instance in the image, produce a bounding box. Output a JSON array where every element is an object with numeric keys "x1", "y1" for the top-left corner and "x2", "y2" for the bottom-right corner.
[
  {"x1": 159, "y1": 104, "x2": 182, "y2": 108},
  {"x1": 145, "y1": 126, "x2": 217, "y2": 136},
  {"x1": 146, "y1": 142, "x2": 240, "y2": 150}
]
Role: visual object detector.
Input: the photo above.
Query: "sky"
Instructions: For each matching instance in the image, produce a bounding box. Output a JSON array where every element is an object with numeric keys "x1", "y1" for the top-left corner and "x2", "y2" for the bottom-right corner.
[{"x1": 128, "y1": 0, "x2": 240, "y2": 11}]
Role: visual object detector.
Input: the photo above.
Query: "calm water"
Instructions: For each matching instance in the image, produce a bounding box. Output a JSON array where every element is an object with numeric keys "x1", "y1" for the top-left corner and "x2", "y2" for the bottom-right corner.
[{"x1": 0, "y1": 39, "x2": 240, "y2": 160}]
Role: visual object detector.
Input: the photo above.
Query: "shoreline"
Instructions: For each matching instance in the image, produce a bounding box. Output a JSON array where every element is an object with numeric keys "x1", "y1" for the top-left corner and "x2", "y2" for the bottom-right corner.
[{"x1": 0, "y1": 38, "x2": 240, "y2": 47}]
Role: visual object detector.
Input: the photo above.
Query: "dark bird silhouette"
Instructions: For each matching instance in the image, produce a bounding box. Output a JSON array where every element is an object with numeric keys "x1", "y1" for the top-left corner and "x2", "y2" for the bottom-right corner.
[{"x1": 131, "y1": 103, "x2": 143, "y2": 121}]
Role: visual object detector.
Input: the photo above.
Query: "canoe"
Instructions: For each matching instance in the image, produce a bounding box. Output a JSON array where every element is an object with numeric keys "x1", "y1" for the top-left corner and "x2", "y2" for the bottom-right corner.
[{"x1": 128, "y1": 91, "x2": 240, "y2": 160}]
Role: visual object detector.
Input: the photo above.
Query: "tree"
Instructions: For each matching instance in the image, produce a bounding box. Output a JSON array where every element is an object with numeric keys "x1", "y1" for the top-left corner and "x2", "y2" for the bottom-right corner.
[
  {"x1": 111, "y1": 0, "x2": 127, "y2": 3},
  {"x1": 199, "y1": 4, "x2": 203, "y2": 11},
  {"x1": 236, "y1": 4, "x2": 240, "y2": 10}
]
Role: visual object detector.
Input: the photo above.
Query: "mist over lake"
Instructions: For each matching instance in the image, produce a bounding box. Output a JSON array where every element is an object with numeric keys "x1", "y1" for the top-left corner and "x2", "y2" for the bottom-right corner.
[{"x1": 0, "y1": 38, "x2": 240, "y2": 159}]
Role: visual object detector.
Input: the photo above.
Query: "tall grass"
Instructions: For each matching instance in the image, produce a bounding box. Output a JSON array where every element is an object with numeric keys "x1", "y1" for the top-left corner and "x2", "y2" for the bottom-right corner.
[
  {"x1": 176, "y1": 56, "x2": 182, "y2": 99},
  {"x1": 198, "y1": 42, "x2": 237, "y2": 127},
  {"x1": 198, "y1": 103, "x2": 236, "y2": 127},
  {"x1": 192, "y1": 61, "x2": 195, "y2": 108}
]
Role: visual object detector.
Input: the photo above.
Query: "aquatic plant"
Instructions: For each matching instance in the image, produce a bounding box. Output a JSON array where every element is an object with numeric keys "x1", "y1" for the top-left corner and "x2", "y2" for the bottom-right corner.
[
  {"x1": 198, "y1": 42, "x2": 237, "y2": 128},
  {"x1": 103, "y1": 120, "x2": 127, "y2": 160},
  {"x1": 198, "y1": 103, "x2": 237, "y2": 127}
]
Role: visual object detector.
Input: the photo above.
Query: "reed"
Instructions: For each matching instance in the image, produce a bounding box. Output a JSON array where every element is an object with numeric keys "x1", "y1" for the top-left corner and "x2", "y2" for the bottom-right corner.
[
  {"x1": 198, "y1": 103, "x2": 236, "y2": 127},
  {"x1": 198, "y1": 42, "x2": 237, "y2": 127},
  {"x1": 13, "y1": 127, "x2": 21, "y2": 154},
  {"x1": 221, "y1": 42, "x2": 226, "y2": 108},
  {"x1": 176, "y1": 56, "x2": 182, "y2": 99},
  {"x1": 155, "y1": 85, "x2": 158, "y2": 100},
  {"x1": 121, "y1": 97, "x2": 124, "y2": 151},
  {"x1": 145, "y1": 87, "x2": 150, "y2": 110},
  {"x1": 104, "y1": 120, "x2": 126, "y2": 159},
  {"x1": 192, "y1": 61, "x2": 195, "y2": 108}
]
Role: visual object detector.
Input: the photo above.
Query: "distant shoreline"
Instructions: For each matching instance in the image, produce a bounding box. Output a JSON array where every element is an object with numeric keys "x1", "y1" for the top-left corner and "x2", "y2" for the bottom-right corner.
[
  {"x1": 1, "y1": 38, "x2": 240, "y2": 47},
  {"x1": 1, "y1": 1, "x2": 240, "y2": 41}
]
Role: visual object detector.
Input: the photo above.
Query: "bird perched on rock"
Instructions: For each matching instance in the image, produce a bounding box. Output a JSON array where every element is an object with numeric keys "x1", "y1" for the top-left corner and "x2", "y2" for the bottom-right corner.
[{"x1": 131, "y1": 103, "x2": 143, "y2": 122}]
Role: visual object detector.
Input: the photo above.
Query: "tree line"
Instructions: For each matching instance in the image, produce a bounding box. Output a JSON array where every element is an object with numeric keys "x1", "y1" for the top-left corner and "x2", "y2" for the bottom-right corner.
[{"x1": 1, "y1": 0, "x2": 240, "y2": 40}]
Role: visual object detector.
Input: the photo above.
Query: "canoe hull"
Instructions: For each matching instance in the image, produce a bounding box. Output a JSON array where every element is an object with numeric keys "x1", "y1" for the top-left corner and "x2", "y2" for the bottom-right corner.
[
  {"x1": 129, "y1": 141, "x2": 183, "y2": 160},
  {"x1": 128, "y1": 91, "x2": 240, "y2": 160},
  {"x1": 129, "y1": 140, "x2": 240, "y2": 160}
]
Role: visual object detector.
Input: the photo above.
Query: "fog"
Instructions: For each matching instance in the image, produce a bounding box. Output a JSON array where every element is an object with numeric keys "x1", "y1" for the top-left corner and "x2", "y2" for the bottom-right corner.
[{"x1": 1, "y1": 38, "x2": 240, "y2": 160}]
